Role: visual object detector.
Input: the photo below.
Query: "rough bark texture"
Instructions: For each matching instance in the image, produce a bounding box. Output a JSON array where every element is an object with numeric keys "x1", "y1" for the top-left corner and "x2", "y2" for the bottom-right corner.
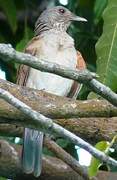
[
  {"x1": 0, "y1": 116, "x2": 117, "y2": 143},
  {"x1": 44, "y1": 138, "x2": 89, "y2": 180},
  {"x1": 0, "y1": 79, "x2": 117, "y2": 119},
  {"x1": 0, "y1": 140, "x2": 117, "y2": 180},
  {"x1": 0, "y1": 140, "x2": 84, "y2": 180},
  {"x1": 1, "y1": 87, "x2": 117, "y2": 168},
  {"x1": 0, "y1": 79, "x2": 117, "y2": 143},
  {"x1": 0, "y1": 124, "x2": 90, "y2": 179},
  {"x1": 0, "y1": 43, "x2": 116, "y2": 179}
]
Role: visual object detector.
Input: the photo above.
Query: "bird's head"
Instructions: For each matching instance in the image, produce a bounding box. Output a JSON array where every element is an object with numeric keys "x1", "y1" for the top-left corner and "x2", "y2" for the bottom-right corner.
[{"x1": 35, "y1": 6, "x2": 87, "y2": 35}]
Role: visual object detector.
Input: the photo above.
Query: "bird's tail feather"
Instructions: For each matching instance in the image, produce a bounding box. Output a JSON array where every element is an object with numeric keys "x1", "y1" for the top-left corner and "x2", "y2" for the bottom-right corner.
[{"x1": 22, "y1": 128, "x2": 43, "y2": 177}]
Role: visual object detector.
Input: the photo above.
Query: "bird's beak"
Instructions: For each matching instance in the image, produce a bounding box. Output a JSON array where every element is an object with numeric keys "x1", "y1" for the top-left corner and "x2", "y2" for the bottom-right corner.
[{"x1": 71, "y1": 15, "x2": 87, "y2": 22}]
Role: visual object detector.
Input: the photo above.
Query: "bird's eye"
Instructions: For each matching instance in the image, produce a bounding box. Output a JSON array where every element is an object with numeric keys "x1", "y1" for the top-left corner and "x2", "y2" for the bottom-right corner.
[{"x1": 59, "y1": 8, "x2": 65, "y2": 14}]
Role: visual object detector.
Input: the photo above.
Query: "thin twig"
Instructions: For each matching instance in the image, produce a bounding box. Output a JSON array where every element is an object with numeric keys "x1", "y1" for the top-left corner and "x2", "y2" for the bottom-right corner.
[{"x1": 0, "y1": 44, "x2": 96, "y2": 81}]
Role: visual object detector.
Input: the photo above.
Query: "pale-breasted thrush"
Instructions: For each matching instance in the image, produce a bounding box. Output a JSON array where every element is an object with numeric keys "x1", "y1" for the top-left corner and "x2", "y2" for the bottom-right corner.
[{"x1": 17, "y1": 6, "x2": 87, "y2": 177}]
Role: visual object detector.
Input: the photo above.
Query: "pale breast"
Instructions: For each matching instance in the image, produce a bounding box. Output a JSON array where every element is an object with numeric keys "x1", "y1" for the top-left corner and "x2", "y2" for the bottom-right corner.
[{"x1": 26, "y1": 31, "x2": 77, "y2": 96}]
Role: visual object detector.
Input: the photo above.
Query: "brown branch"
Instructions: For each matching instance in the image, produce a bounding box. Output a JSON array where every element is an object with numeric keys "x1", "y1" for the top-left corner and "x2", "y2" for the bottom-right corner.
[
  {"x1": 44, "y1": 137, "x2": 89, "y2": 180},
  {"x1": 0, "y1": 87, "x2": 117, "y2": 168},
  {"x1": 0, "y1": 139, "x2": 117, "y2": 180},
  {"x1": 0, "y1": 140, "x2": 81, "y2": 180},
  {"x1": 0, "y1": 79, "x2": 117, "y2": 120},
  {"x1": 0, "y1": 79, "x2": 117, "y2": 143},
  {"x1": 56, "y1": 117, "x2": 117, "y2": 143},
  {"x1": 0, "y1": 124, "x2": 23, "y2": 137},
  {"x1": 0, "y1": 116, "x2": 117, "y2": 143},
  {"x1": 0, "y1": 123, "x2": 89, "y2": 179}
]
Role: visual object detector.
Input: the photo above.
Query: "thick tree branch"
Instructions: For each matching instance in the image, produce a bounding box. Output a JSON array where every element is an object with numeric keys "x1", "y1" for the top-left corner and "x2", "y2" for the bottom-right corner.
[
  {"x1": 0, "y1": 116, "x2": 117, "y2": 143},
  {"x1": 0, "y1": 79, "x2": 117, "y2": 143},
  {"x1": 1, "y1": 139, "x2": 117, "y2": 180},
  {"x1": 0, "y1": 79, "x2": 117, "y2": 119},
  {"x1": 0, "y1": 87, "x2": 117, "y2": 168},
  {"x1": 0, "y1": 140, "x2": 81, "y2": 180},
  {"x1": 1, "y1": 124, "x2": 116, "y2": 179},
  {"x1": 0, "y1": 124, "x2": 90, "y2": 178},
  {"x1": 0, "y1": 125, "x2": 89, "y2": 179},
  {"x1": 0, "y1": 124, "x2": 23, "y2": 137},
  {"x1": 0, "y1": 43, "x2": 117, "y2": 106}
]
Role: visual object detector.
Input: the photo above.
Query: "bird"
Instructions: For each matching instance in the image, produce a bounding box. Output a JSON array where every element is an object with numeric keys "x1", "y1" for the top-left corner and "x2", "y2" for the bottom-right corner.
[{"x1": 16, "y1": 6, "x2": 87, "y2": 177}]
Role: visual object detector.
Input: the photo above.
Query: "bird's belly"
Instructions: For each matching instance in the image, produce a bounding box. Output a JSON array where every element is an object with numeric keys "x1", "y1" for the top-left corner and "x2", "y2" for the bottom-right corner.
[
  {"x1": 26, "y1": 47, "x2": 77, "y2": 96},
  {"x1": 27, "y1": 71, "x2": 74, "y2": 96}
]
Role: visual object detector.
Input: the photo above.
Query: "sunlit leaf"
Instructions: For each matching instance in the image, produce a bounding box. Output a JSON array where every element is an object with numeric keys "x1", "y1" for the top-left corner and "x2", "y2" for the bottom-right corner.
[
  {"x1": 0, "y1": 0, "x2": 17, "y2": 33},
  {"x1": 88, "y1": 141, "x2": 110, "y2": 177}
]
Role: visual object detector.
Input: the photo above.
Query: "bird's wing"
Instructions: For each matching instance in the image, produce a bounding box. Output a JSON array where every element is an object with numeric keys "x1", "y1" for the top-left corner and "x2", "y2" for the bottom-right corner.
[
  {"x1": 76, "y1": 51, "x2": 86, "y2": 70},
  {"x1": 16, "y1": 36, "x2": 39, "y2": 86},
  {"x1": 16, "y1": 36, "x2": 43, "y2": 177},
  {"x1": 68, "y1": 51, "x2": 86, "y2": 99},
  {"x1": 16, "y1": 36, "x2": 86, "y2": 98}
]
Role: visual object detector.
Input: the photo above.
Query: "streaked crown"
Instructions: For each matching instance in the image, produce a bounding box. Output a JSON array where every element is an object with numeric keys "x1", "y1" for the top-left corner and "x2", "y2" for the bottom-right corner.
[{"x1": 35, "y1": 6, "x2": 87, "y2": 36}]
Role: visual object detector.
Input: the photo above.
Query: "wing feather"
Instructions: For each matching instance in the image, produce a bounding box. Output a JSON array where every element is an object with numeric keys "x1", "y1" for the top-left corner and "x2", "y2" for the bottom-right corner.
[
  {"x1": 68, "y1": 51, "x2": 86, "y2": 99},
  {"x1": 16, "y1": 36, "x2": 43, "y2": 177},
  {"x1": 16, "y1": 36, "x2": 40, "y2": 86}
]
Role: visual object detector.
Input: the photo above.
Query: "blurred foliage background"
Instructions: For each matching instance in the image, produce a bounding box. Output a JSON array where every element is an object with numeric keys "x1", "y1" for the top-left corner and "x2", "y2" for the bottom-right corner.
[{"x1": 0, "y1": 0, "x2": 117, "y2": 178}]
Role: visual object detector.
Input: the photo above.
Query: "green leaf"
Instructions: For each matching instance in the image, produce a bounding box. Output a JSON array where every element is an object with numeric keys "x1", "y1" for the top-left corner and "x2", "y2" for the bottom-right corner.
[
  {"x1": 94, "y1": 0, "x2": 108, "y2": 24},
  {"x1": 88, "y1": 141, "x2": 110, "y2": 177},
  {"x1": 96, "y1": 0, "x2": 117, "y2": 92},
  {"x1": 0, "y1": 0, "x2": 17, "y2": 33}
]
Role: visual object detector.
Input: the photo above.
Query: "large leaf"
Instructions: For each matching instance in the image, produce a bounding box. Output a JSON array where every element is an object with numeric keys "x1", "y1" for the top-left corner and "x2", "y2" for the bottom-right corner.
[
  {"x1": 0, "y1": 0, "x2": 17, "y2": 33},
  {"x1": 94, "y1": 0, "x2": 108, "y2": 24},
  {"x1": 96, "y1": 0, "x2": 117, "y2": 92}
]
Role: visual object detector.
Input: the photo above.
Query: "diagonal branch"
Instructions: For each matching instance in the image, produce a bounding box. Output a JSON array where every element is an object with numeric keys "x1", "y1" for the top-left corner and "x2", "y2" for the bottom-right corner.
[
  {"x1": 0, "y1": 139, "x2": 81, "y2": 180},
  {"x1": 44, "y1": 137, "x2": 89, "y2": 180},
  {"x1": 1, "y1": 139, "x2": 116, "y2": 180},
  {"x1": 0, "y1": 43, "x2": 117, "y2": 106},
  {"x1": 0, "y1": 44, "x2": 96, "y2": 81},
  {"x1": 1, "y1": 116, "x2": 117, "y2": 143},
  {"x1": 0, "y1": 79, "x2": 117, "y2": 143},
  {"x1": 0, "y1": 87, "x2": 117, "y2": 168}
]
